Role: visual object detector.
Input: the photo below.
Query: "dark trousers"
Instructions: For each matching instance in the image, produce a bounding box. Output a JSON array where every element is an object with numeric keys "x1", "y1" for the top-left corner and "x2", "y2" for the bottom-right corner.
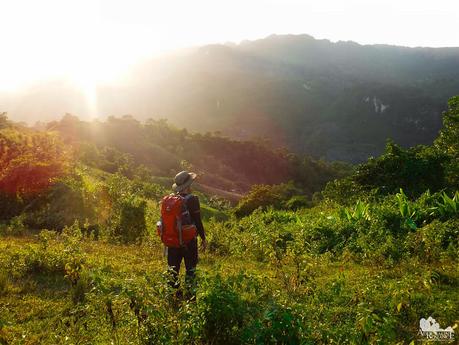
[{"x1": 167, "y1": 238, "x2": 198, "y2": 290}]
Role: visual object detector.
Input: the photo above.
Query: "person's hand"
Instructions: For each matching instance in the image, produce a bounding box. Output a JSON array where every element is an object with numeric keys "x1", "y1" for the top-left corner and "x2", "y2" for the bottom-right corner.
[{"x1": 200, "y1": 239, "x2": 207, "y2": 252}]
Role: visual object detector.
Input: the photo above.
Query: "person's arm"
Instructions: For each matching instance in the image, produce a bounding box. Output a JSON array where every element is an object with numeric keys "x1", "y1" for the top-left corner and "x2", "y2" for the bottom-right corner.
[{"x1": 188, "y1": 196, "x2": 206, "y2": 241}]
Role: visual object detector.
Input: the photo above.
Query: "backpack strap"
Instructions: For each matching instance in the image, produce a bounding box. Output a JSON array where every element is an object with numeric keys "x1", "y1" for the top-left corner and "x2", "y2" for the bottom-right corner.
[
  {"x1": 184, "y1": 193, "x2": 193, "y2": 201},
  {"x1": 178, "y1": 194, "x2": 194, "y2": 247},
  {"x1": 179, "y1": 194, "x2": 194, "y2": 225},
  {"x1": 183, "y1": 194, "x2": 193, "y2": 211}
]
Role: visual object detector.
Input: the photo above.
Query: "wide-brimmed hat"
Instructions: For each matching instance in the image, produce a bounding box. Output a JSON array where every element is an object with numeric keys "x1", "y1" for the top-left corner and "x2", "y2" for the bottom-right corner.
[{"x1": 172, "y1": 171, "x2": 197, "y2": 193}]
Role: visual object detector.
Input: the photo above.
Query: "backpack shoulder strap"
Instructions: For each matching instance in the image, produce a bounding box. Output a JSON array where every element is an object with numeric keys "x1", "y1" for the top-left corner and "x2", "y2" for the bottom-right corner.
[{"x1": 179, "y1": 194, "x2": 194, "y2": 216}]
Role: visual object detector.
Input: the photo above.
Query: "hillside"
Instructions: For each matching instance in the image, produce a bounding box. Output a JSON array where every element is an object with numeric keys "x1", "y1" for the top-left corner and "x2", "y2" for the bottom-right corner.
[
  {"x1": 0, "y1": 97, "x2": 458, "y2": 344},
  {"x1": 45, "y1": 113, "x2": 351, "y2": 194},
  {"x1": 0, "y1": 111, "x2": 350, "y2": 226},
  {"x1": 3, "y1": 34, "x2": 459, "y2": 162}
]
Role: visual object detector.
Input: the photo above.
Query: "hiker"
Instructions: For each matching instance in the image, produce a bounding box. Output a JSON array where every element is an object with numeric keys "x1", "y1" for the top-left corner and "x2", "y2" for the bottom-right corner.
[{"x1": 158, "y1": 171, "x2": 207, "y2": 299}]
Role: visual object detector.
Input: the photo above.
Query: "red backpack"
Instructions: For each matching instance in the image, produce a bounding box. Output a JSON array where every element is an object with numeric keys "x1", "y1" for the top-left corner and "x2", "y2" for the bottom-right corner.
[{"x1": 157, "y1": 194, "x2": 197, "y2": 247}]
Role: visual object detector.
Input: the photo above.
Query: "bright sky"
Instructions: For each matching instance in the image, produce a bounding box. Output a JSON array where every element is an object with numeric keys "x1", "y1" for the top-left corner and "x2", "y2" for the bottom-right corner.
[{"x1": 1, "y1": 0, "x2": 458, "y2": 92}]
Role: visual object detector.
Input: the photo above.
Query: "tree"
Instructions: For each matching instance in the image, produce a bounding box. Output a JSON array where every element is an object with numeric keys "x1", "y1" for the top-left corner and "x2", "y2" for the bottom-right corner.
[
  {"x1": 0, "y1": 112, "x2": 8, "y2": 129},
  {"x1": 436, "y1": 96, "x2": 459, "y2": 155},
  {"x1": 435, "y1": 96, "x2": 459, "y2": 188},
  {"x1": 0, "y1": 129, "x2": 70, "y2": 196}
]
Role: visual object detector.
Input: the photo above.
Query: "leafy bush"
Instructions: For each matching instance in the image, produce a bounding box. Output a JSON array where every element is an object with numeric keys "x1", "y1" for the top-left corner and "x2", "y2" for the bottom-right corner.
[
  {"x1": 285, "y1": 195, "x2": 311, "y2": 210},
  {"x1": 0, "y1": 214, "x2": 27, "y2": 236},
  {"x1": 234, "y1": 182, "x2": 302, "y2": 217},
  {"x1": 193, "y1": 274, "x2": 251, "y2": 344},
  {"x1": 0, "y1": 127, "x2": 70, "y2": 196},
  {"x1": 323, "y1": 141, "x2": 451, "y2": 203},
  {"x1": 70, "y1": 269, "x2": 93, "y2": 304},
  {"x1": 106, "y1": 174, "x2": 149, "y2": 243},
  {"x1": 435, "y1": 96, "x2": 459, "y2": 189},
  {"x1": 243, "y1": 303, "x2": 307, "y2": 344},
  {"x1": 431, "y1": 191, "x2": 459, "y2": 219},
  {"x1": 23, "y1": 171, "x2": 100, "y2": 230},
  {"x1": 407, "y1": 219, "x2": 459, "y2": 261},
  {"x1": 0, "y1": 192, "x2": 23, "y2": 221},
  {"x1": 0, "y1": 270, "x2": 9, "y2": 295}
]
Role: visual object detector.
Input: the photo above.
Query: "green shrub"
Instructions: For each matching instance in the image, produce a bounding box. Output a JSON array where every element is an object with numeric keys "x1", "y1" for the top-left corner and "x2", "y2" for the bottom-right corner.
[
  {"x1": 234, "y1": 182, "x2": 301, "y2": 217},
  {"x1": 322, "y1": 177, "x2": 366, "y2": 205},
  {"x1": 193, "y1": 274, "x2": 250, "y2": 344},
  {"x1": 323, "y1": 141, "x2": 451, "y2": 203},
  {"x1": 285, "y1": 195, "x2": 311, "y2": 210},
  {"x1": 115, "y1": 197, "x2": 147, "y2": 243},
  {"x1": 0, "y1": 270, "x2": 9, "y2": 295},
  {"x1": 431, "y1": 191, "x2": 459, "y2": 219},
  {"x1": 355, "y1": 303, "x2": 397, "y2": 344},
  {"x1": 407, "y1": 219, "x2": 459, "y2": 261},
  {"x1": 8, "y1": 223, "x2": 86, "y2": 279},
  {"x1": 0, "y1": 192, "x2": 23, "y2": 221},
  {"x1": 70, "y1": 270, "x2": 93, "y2": 304},
  {"x1": 206, "y1": 219, "x2": 233, "y2": 256},
  {"x1": 243, "y1": 303, "x2": 307, "y2": 344},
  {"x1": 0, "y1": 214, "x2": 27, "y2": 236}
]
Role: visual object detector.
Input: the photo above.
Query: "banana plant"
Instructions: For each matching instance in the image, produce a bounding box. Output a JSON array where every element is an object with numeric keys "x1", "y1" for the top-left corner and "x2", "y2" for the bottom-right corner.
[
  {"x1": 431, "y1": 191, "x2": 459, "y2": 218},
  {"x1": 341, "y1": 200, "x2": 371, "y2": 222},
  {"x1": 396, "y1": 188, "x2": 417, "y2": 230}
]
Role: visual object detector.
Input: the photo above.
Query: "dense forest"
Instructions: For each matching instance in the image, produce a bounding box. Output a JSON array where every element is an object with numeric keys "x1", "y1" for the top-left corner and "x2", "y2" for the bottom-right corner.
[{"x1": 0, "y1": 96, "x2": 458, "y2": 344}]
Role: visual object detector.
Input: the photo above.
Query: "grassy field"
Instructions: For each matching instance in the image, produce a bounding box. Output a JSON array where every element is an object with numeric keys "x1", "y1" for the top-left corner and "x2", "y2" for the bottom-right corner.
[
  {"x1": 0, "y1": 226, "x2": 457, "y2": 344},
  {"x1": 1, "y1": 97, "x2": 458, "y2": 344}
]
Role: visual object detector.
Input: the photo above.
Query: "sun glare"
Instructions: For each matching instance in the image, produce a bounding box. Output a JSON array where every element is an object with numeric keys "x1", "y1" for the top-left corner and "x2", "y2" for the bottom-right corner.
[
  {"x1": 1, "y1": 0, "x2": 458, "y2": 100},
  {"x1": 0, "y1": 0, "x2": 162, "y2": 118},
  {"x1": 1, "y1": 1, "x2": 152, "y2": 85}
]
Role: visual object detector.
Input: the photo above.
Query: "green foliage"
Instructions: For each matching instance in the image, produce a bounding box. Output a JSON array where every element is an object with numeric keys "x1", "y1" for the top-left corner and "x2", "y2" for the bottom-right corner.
[
  {"x1": 0, "y1": 112, "x2": 8, "y2": 129},
  {"x1": 2, "y1": 231, "x2": 457, "y2": 344},
  {"x1": 435, "y1": 96, "x2": 459, "y2": 159},
  {"x1": 2, "y1": 94, "x2": 459, "y2": 344},
  {"x1": 105, "y1": 174, "x2": 150, "y2": 243},
  {"x1": 0, "y1": 270, "x2": 8, "y2": 296},
  {"x1": 323, "y1": 142, "x2": 452, "y2": 204},
  {"x1": 395, "y1": 189, "x2": 417, "y2": 230},
  {"x1": 70, "y1": 269, "x2": 93, "y2": 304},
  {"x1": 407, "y1": 219, "x2": 459, "y2": 261},
  {"x1": 233, "y1": 182, "x2": 302, "y2": 217},
  {"x1": 356, "y1": 141, "x2": 448, "y2": 197},
  {"x1": 0, "y1": 126, "x2": 70, "y2": 196},
  {"x1": 52, "y1": 114, "x2": 347, "y2": 194},
  {"x1": 0, "y1": 192, "x2": 23, "y2": 221},
  {"x1": 207, "y1": 187, "x2": 459, "y2": 266},
  {"x1": 431, "y1": 191, "x2": 459, "y2": 219},
  {"x1": 323, "y1": 93, "x2": 459, "y2": 205},
  {"x1": 0, "y1": 214, "x2": 27, "y2": 236},
  {"x1": 340, "y1": 200, "x2": 371, "y2": 223},
  {"x1": 243, "y1": 303, "x2": 306, "y2": 344},
  {"x1": 322, "y1": 177, "x2": 368, "y2": 206},
  {"x1": 116, "y1": 197, "x2": 147, "y2": 243},
  {"x1": 24, "y1": 171, "x2": 99, "y2": 230},
  {"x1": 285, "y1": 195, "x2": 311, "y2": 210},
  {"x1": 193, "y1": 273, "x2": 250, "y2": 344},
  {"x1": 78, "y1": 143, "x2": 136, "y2": 177}
]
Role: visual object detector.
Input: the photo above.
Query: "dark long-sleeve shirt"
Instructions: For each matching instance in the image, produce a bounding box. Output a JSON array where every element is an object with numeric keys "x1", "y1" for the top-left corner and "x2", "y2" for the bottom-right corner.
[{"x1": 180, "y1": 193, "x2": 206, "y2": 240}]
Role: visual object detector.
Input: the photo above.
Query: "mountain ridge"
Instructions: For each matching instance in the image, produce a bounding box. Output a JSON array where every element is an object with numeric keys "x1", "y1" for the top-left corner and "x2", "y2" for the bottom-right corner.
[{"x1": 3, "y1": 34, "x2": 459, "y2": 162}]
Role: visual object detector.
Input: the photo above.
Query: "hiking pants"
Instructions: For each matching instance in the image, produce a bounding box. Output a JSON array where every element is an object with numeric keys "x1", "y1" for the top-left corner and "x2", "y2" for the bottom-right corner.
[{"x1": 167, "y1": 237, "x2": 198, "y2": 289}]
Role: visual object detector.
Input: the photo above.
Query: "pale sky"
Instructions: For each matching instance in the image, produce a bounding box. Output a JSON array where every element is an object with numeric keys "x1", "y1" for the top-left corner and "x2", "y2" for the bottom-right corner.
[{"x1": 1, "y1": 0, "x2": 458, "y2": 91}]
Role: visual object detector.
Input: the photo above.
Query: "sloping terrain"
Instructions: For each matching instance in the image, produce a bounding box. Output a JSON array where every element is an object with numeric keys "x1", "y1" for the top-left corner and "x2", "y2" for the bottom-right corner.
[{"x1": 3, "y1": 34, "x2": 459, "y2": 162}]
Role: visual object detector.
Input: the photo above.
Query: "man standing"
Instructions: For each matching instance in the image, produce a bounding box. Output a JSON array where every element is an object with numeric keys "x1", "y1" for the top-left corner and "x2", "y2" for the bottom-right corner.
[{"x1": 165, "y1": 171, "x2": 206, "y2": 299}]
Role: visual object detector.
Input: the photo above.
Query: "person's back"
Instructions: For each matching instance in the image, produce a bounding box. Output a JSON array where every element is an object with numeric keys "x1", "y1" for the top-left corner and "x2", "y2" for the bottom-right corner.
[{"x1": 160, "y1": 171, "x2": 206, "y2": 300}]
